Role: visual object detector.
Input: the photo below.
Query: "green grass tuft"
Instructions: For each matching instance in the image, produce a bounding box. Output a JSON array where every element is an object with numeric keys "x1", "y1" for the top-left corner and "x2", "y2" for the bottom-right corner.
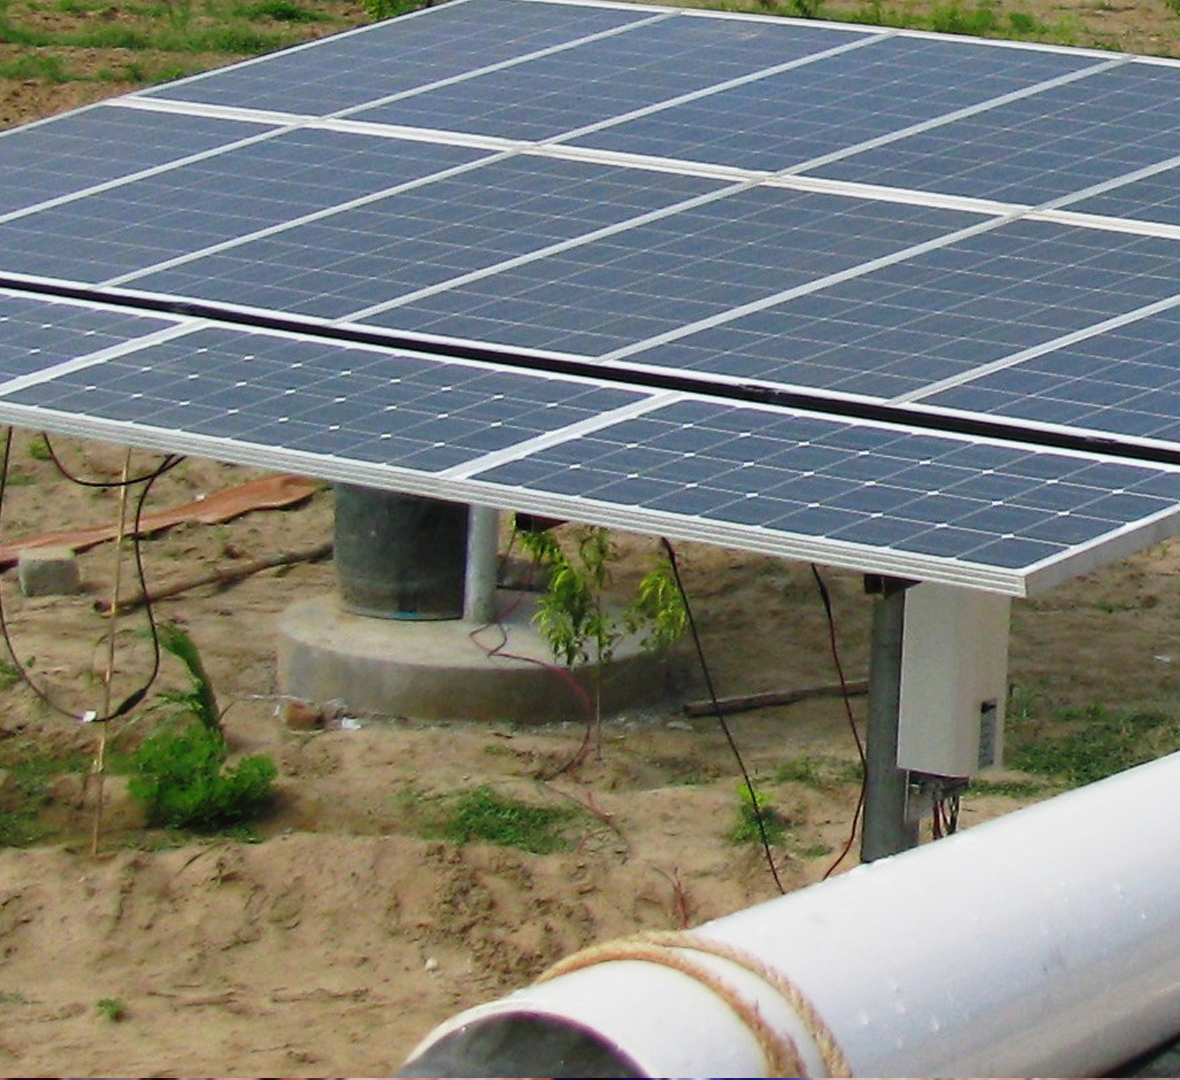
[
  {"x1": 1008, "y1": 709, "x2": 1180, "y2": 787},
  {"x1": 437, "y1": 785, "x2": 577, "y2": 854},
  {"x1": 726, "y1": 784, "x2": 789, "y2": 846}
]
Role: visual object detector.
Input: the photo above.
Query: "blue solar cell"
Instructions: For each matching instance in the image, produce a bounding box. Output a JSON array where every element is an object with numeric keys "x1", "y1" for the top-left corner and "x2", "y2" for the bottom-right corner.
[
  {"x1": 1069, "y1": 163, "x2": 1180, "y2": 226},
  {"x1": 0, "y1": 325, "x2": 648, "y2": 472},
  {"x1": 470, "y1": 398, "x2": 1180, "y2": 571},
  {"x1": 144, "y1": 0, "x2": 656, "y2": 116},
  {"x1": 130, "y1": 156, "x2": 725, "y2": 319},
  {"x1": 568, "y1": 34, "x2": 1095, "y2": 172},
  {"x1": 0, "y1": 292, "x2": 180, "y2": 382},
  {"x1": 623, "y1": 219, "x2": 1180, "y2": 396},
  {"x1": 810, "y1": 61, "x2": 1180, "y2": 203},
  {"x1": 0, "y1": 106, "x2": 273, "y2": 217},
  {"x1": 0, "y1": 132, "x2": 490, "y2": 284},
  {"x1": 921, "y1": 306, "x2": 1180, "y2": 442},
  {"x1": 364, "y1": 189, "x2": 980, "y2": 353},
  {"x1": 352, "y1": 14, "x2": 864, "y2": 140}
]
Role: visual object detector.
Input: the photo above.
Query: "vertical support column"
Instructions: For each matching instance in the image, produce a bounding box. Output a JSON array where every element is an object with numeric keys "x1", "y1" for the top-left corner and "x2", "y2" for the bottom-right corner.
[
  {"x1": 861, "y1": 576, "x2": 919, "y2": 863},
  {"x1": 464, "y1": 504, "x2": 500, "y2": 624}
]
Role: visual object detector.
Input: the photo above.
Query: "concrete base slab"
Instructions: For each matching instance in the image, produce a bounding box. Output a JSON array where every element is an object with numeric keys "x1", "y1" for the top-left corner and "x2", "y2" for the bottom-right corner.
[{"x1": 276, "y1": 592, "x2": 683, "y2": 724}]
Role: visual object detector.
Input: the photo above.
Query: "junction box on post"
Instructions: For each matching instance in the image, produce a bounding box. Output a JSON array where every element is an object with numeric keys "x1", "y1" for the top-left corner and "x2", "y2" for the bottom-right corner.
[{"x1": 896, "y1": 582, "x2": 1010, "y2": 777}]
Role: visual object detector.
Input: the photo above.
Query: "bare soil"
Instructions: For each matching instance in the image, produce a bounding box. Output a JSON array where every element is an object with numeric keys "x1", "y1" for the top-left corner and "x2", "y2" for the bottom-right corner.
[{"x1": 3, "y1": 1, "x2": 1180, "y2": 1074}]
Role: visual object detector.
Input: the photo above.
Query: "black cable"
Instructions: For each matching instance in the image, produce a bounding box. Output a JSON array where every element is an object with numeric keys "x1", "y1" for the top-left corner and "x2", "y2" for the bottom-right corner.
[
  {"x1": 660, "y1": 537, "x2": 785, "y2": 896},
  {"x1": 811, "y1": 564, "x2": 868, "y2": 881},
  {"x1": 39, "y1": 431, "x2": 186, "y2": 487},
  {"x1": 0, "y1": 428, "x2": 175, "y2": 721}
]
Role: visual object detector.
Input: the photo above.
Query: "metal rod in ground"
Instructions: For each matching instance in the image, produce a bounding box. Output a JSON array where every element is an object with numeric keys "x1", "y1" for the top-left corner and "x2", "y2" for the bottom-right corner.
[
  {"x1": 860, "y1": 577, "x2": 918, "y2": 863},
  {"x1": 464, "y1": 505, "x2": 500, "y2": 625}
]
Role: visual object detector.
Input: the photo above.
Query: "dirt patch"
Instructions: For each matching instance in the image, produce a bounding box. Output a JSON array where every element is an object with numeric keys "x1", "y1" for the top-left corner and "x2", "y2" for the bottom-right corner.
[{"x1": 0, "y1": 431, "x2": 1176, "y2": 1073}]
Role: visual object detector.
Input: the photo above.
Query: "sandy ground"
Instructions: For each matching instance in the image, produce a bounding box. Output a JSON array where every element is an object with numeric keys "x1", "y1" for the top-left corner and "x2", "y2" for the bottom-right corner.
[
  {"x1": 0, "y1": 434, "x2": 1178, "y2": 1075},
  {"x1": 5, "y1": 0, "x2": 1180, "y2": 1074}
]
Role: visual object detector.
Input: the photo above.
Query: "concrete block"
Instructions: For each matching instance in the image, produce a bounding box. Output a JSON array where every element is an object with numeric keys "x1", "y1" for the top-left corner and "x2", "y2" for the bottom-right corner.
[{"x1": 18, "y1": 546, "x2": 81, "y2": 597}]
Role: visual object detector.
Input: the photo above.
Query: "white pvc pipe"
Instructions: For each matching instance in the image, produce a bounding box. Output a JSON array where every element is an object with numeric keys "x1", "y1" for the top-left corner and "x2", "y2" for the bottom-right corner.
[
  {"x1": 464, "y1": 505, "x2": 499, "y2": 624},
  {"x1": 402, "y1": 751, "x2": 1180, "y2": 1078}
]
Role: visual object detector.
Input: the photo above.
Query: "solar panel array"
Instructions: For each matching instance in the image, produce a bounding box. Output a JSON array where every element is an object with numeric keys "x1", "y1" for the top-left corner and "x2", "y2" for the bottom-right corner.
[{"x1": 4, "y1": 0, "x2": 1180, "y2": 595}]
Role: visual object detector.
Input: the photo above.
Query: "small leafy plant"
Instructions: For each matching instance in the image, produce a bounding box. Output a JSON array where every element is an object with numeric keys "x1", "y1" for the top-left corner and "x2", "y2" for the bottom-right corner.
[
  {"x1": 128, "y1": 723, "x2": 276, "y2": 830},
  {"x1": 128, "y1": 625, "x2": 275, "y2": 830},
  {"x1": 726, "y1": 783, "x2": 788, "y2": 846},
  {"x1": 96, "y1": 997, "x2": 127, "y2": 1022},
  {"x1": 517, "y1": 525, "x2": 686, "y2": 756}
]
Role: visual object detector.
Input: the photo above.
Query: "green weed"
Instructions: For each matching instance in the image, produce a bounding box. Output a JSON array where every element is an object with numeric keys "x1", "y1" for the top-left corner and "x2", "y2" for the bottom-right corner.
[
  {"x1": 726, "y1": 784, "x2": 788, "y2": 846},
  {"x1": 438, "y1": 785, "x2": 577, "y2": 854},
  {"x1": 398, "y1": 783, "x2": 580, "y2": 854},
  {"x1": 154, "y1": 622, "x2": 221, "y2": 737},
  {"x1": 25, "y1": 435, "x2": 50, "y2": 462},
  {"x1": 0, "y1": 991, "x2": 28, "y2": 1006},
  {"x1": 128, "y1": 722, "x2": 275, "y2": 830},
  {"x1": 96, "y1": 997, "x2": 127, "y2": 1022},
  {"x1": 0, "y1": 658, "x2": 21, "y2": 692},
  {"x1": 795, "y1": 841, "x2": 832, "y2": 859}
]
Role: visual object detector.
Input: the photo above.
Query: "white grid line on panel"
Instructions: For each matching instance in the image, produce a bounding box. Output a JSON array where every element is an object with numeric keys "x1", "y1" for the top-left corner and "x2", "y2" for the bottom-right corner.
[
  {"x1": 326, "y1": 8, "x2": 677, "y2": 122},
  {"x1": 1037, "y1": 209, "x2": 1180, "y2": 240},
  {"x1": 0, "y1": 320, "x2": 204, "y2": 398},
  {"x1": 0, "y1": 113, "x2": 289, "y2": 228},
  {"x1": 311, "y1": 117, "x2": 519, "y2": 150},
  {"x1": 110, "y1": 97, "x2": 307, "y2": 127},
  {"x1": 339, "y1": 176, "x2": 753, "y2": 323},
  {"x1": 781, "y1": 54, "x2": 1130, "y2": 178},
  {"x1": 102, "y1": 149, "x2": 515, "y2": 288},
  {"x1": 537, "y1": 29, "x2": 896, "y2": 147},
  {"x1": 441, "y1": 390, "x2": 684, "y2": 479},
  {"x1": 892, "y1": 291, "x2": 1180, "y2": 405}
]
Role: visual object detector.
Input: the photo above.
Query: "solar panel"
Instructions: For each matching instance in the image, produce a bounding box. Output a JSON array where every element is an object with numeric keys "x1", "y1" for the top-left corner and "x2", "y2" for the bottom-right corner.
[
  {"x1": 461, "y1": 396, "x2": 1180, "y2": 593},
  {"x1": 0, "y1": 320, "x2": 655, "y2": 473},
  {"x1": 0, "y1": 291, "x2": 1175, "y2": 595},
  {"x1": 141, "y1": 0, "x2": 660, "y2": 115},
  {"x1": 910, "y1": 304, "x2": 1180, "y2": 445},
  {"x1": 566, "y1": 33, "x2": 1101, "y2": 172},
  {"x1": 361, "y1": 189, "x2": 983, "y2": 354},
  {"x1": 0, "y1": 131, "x2": 494, "y2": 285},
  {"x1": 0, "y1": 290, "x2": 187, "y2": 383},
  {"x1": 807, "y1": 60, "x2": 1180, "y2": 204},
  {"x1": 118, "y1": 156, "x2": 726, "y2": 319},
  {"x1": 6, "y1": 0, "x2": 1180, "y2": 596},
  {"x1": 614, "y1": 219, "x2": 1180, "y2": 398},
  {"x1": 348, "y1": 14, "x2": 868, "y2": 141},
  {"x1": 0, "y1": 105, "x2": 276, "y2": 217}
]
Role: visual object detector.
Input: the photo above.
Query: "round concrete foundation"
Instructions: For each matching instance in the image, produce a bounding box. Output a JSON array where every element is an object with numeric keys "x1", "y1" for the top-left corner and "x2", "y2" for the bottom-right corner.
[{"x1": 276, "y1": 591, "x2": 683, "y2": 724}]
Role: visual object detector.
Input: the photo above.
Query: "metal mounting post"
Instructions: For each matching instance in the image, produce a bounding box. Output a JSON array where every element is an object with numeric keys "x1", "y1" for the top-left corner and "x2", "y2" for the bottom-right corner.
[
  {"x1": 861, "y1": 575, "x2": 919, "y2": 863},
  {"x1": 464, "y1": 505, "x2": 500, "y2": 624}
]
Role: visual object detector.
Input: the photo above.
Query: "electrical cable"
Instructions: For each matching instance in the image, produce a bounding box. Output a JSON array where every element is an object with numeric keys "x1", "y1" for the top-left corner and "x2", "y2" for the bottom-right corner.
[
  {"x1": 810, "y1": 564, "x2": 868, "y2": 881},
  {"x1": 0, "y1": 428, "x2": 176, "y2": 722},
  {"x1": 38, "y1": 431, "x2": 186, "y2": 487},
  {"x1": 660, "y1": 537, "x2": 784, "y2": 896}
]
